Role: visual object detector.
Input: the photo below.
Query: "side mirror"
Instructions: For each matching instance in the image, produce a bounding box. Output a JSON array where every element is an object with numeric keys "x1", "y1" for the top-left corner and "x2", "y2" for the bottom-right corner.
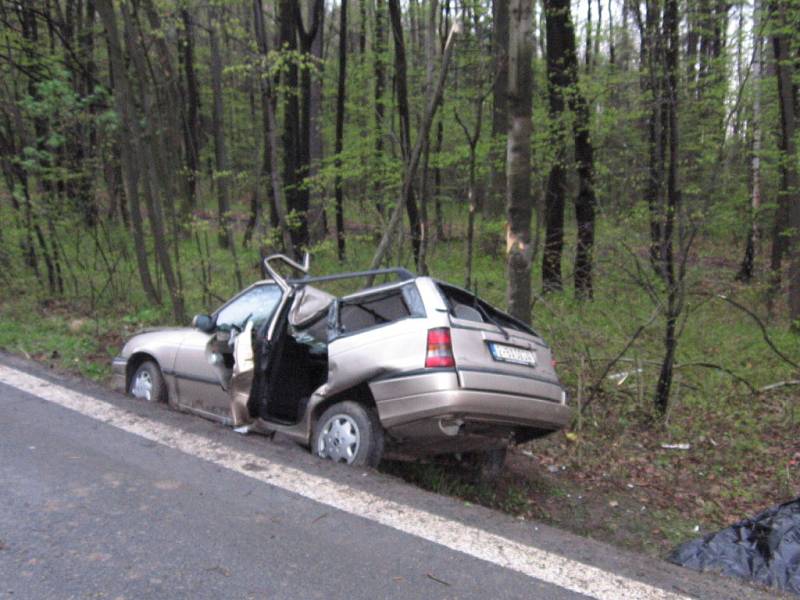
[{"x1": 192, "y1": 314, "x2": 215, "y2": 333}]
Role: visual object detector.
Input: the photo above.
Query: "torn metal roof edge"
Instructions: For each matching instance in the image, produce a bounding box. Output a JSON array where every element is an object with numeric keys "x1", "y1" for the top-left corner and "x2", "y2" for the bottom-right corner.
[
  {"x1": 286, "y1": 267, "x2": 416, "y2": 286},
  {"x1": 263, "y1": 252, "x2": 415, "y2": 292}
]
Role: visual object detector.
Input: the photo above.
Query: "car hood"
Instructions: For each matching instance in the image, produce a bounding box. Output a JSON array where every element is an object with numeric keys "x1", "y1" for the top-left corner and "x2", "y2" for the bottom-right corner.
[
  {"x1": 121, "y1": 327, "x2": 196, "y2": 357},
  {"x1": 134, "y1": 326, "x2": 195, "y2": 336}
]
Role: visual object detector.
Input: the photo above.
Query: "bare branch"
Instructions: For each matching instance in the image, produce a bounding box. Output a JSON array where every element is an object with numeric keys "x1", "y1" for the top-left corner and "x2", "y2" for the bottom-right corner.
[
  {"x1": 716, "y1": 294, "x2": 800, "y2": 371},
  {"x1": 760, "y1": 380, "x2": 800, "y2": 392},
  {"x1": 582, "y1": 306, "x2": 661, "y2": 413},
  {"x1": 673, "y1": 362, "x2": 757, "y2": 395}
]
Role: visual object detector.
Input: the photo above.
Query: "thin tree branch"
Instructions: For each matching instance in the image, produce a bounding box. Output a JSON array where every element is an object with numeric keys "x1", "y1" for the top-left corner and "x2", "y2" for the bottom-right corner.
[
  {"x1": 760, "y1": 380, "x2": 800, "y2": 392},
  {"x1": 582, "y1": 306, "x2": 661, "y2": 413},
  {"x1": 367, "y1": 21, "x2": 460, "y2": 277},
  {"x1": 716, "y1": 294, "x2": 800, "y2": 371},
  {"x1": 673, "y1": 361, "x2": 757, "y2": 395}
]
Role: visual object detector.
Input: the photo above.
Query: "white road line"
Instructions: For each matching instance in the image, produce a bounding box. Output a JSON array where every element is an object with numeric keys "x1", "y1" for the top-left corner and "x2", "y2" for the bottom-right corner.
[{"x1": 0, "y1": 365, "x2": 690, "y2": 600}]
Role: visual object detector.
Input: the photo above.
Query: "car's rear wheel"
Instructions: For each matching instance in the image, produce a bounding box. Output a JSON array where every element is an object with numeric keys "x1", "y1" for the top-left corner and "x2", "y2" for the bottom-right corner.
[
  {"x1": 313, "y1": 401, "x2": 384, "y2": 467},
  {"x1": 128, "y1": 360, "x2": 167, "y2": 403}
]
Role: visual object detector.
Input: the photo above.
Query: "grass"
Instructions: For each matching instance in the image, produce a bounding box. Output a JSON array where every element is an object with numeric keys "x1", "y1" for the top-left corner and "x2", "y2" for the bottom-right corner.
[{"x1": 0, "y1": 196, "x2": 798, "y2": 558}]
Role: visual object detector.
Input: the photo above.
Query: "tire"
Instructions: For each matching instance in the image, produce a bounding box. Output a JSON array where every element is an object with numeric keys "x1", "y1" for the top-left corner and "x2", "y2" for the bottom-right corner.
[
  {"x1": 128, "y1": 360, "x2": 167, "y2": 403},
  {"x1": 463, "y1": 447, "x2": 507, "y2": 483},
  {"x1": 312, "y1": 401, "x2": 384, "y2": 467}
]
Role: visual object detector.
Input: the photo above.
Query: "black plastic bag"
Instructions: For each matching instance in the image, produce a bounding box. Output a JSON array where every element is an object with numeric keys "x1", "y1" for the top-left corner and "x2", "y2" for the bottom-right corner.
[{"x1": 668, "y1": 497, "x2": 800, "y2": 595}]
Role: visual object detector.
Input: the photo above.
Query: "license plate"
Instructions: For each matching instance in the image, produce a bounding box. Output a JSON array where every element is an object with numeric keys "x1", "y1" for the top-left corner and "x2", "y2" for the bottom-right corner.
[{"x1": 489, "y1": 343, "x2": 537, "y2": 367}]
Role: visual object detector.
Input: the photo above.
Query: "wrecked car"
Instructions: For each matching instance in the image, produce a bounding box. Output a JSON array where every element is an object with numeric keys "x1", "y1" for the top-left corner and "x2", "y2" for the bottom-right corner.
[{"x1": 112, "y1": 254, "x2": 570, "y2": 470}]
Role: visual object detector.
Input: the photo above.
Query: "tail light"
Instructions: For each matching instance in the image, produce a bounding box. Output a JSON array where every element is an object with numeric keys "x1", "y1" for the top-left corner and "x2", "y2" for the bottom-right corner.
[{"x1": 425, "y1": 327, "x2": 455, "y2": 368}]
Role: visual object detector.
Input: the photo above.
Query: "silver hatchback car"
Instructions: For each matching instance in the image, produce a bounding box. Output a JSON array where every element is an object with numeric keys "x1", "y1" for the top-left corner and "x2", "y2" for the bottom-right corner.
[{"x1": 113, "y1": 255, "x2": 570, "y2": 470}]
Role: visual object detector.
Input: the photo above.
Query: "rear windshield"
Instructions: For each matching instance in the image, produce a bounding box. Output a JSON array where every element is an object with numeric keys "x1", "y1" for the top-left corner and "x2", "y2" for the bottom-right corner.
[
  {"x1": 337, "y1": 284, "x2": 425, "y2": 335},
  {"x1": 436, "y1": 283, "x2": 538, "y2": 337}
]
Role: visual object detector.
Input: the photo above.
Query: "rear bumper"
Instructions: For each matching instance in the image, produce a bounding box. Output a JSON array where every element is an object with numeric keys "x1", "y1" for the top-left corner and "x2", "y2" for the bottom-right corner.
[
  {"x1": 378, "y1": 388, "x2": 572, "y2": 431},
  {"x1": 371, "y1": 371, "x2": 571, "y2": 432},
  {"x1": 111, "y1": 356, "x2": 127, "y2": 392}
]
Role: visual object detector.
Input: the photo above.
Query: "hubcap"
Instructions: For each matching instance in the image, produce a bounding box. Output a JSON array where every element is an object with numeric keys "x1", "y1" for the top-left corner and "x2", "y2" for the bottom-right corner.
[
  {"x1": 131, "y1": 370, "x2": 153, "y2": 401},
  {"x1": 317, "y1": 414, "x2": 360, "y2": 464}
]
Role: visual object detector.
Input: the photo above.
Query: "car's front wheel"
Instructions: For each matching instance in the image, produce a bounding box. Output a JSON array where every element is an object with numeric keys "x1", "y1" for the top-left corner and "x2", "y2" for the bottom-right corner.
[
  {"x1": 312, "y1": 401, "x2": 384, "y2": 467},
  {"x1": 128, "y1": 360, "x2": 167, "y2": 403}
]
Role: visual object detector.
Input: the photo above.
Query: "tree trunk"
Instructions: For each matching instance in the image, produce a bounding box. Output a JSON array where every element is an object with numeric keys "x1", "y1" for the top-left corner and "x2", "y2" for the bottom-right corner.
[
  {"x1": 388, "y1": 0, "x2": 423, "y2": 269},
  {"x1": 455, "y1": 100, "x2": 484, "y2": 290},
  {"x1": 253, "y1": 0, "x2": 295, "y2": 257},
  {"x1": 594, "y1": 0, "x2": 602, "y2": 65},
  {"x1": 208, "y1": 16, "x2": 233, "y2": 251},
  {"x1": 642, "y1": 0, "x2": 665, "y2": 272},
  {"x1": 179, "y1": 9, "x2": 200, "y2": 216},
  {"x1": 334, "y1": 0, "x2": 348, "y2": 261},
  {"x1": 373, "y1": 0, "x2": 387, "y2": 217},
  {"x1": 434, "y1": 118, "x2": 444, "y2": 239},
  {"x1": 654, "y1": 0, "x2": 680, "y2": 415},
  {"x1": 122, "y1": 1, "x2": 185, "y2": 321},
  {"x1": 506, "y1": 0, "x2": 534, "y2": 323},
  {"x1": 487, "y1": 0, "x2": 509, "y2": 218},
  {"x1": 572, "y1": 98, "x2": 597, "y2": 299},
  {"x1": 769, "y1": 0, "x2": 800, "y2": 322},
  {"x1": 140, "y1": 0, "x2": 188, "y2": 301},
  {"x1": 359, "y1": 0, "x2": 367, "y2": 55},
  {"x1": 279, "y1": 0, "x2": 305, "y2": 254},
  {"x1": 96, "y1": 0, "x2": 160, "y2": 306},
  {"x1": 368, "y1": 23, "x2": 459, "y2": 275},
  {"x1": 585, "y1": 0, "x2": 592, "y2": 70},
  {"x1": 736, "y1": 0, "x2": 762, "y2": 283},
  {"x1": 253, "y1": 0, "x2": 276, "y2": 232},
  {"x1": 542, "y1": 0, "x2": 570, "y2": 293},
  {"x1": 308, "y1": 2, "x2": 326, "y2": 242},
  {"x1": 608, "y1": 0, "x2": 616, "y2": 66},
  {"x1": 295, "y1": 0, "x2": 323, "y2": 250},
  {"x1": 568, "y1": 45, "x2": 596, "y2": 297},
  {"x1": 74, "y1": 0, "x2": 97, "y2": 229},
  {"x1": 417, "y1": 0, "x2": 440, "y2": 276}
]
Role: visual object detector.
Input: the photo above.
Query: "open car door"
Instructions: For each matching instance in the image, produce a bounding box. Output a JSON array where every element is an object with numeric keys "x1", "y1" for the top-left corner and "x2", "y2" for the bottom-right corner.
[
  {"x1": 233, "y1": 253, "x2": 331, "y2": 427},
  {"x1": 229, "y1": 319, "x2": 255, "y2": 427}
]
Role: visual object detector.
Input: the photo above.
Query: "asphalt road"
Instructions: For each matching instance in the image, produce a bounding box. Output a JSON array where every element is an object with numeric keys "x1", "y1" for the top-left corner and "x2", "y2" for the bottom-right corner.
[{"x1": 0, "y1": 354, "x2": 783, "y2": 599}]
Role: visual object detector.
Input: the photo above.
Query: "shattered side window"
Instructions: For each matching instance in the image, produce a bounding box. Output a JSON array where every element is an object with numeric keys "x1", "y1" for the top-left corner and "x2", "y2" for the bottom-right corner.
[
  {"x1": 437, "y1": 283, "x2": 538, "y2": 336},
  {"x1": 215, "y1": 284, "x2": 283, "y2": 330},
  {"x1": 339, "y1": 288, "x2": 412, "y2": 335}
]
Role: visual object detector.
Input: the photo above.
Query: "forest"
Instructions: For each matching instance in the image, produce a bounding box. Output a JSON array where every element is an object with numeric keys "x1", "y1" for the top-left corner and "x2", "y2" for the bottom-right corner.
[{"x1": 1, "y1": 0, "x2": 799, "y2": 554}]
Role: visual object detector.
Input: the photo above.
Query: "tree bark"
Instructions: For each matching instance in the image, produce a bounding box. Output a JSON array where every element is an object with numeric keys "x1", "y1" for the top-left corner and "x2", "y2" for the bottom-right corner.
[
  {"x1": 542, "y1": 0, "x2": 570, "y2": 293},
  {"x1": 736, "y1": 0, "x2": 762, "y2": 283},
  {"x1": 278, "y1": 0, "x2": 305, "y2": 253},
  {"x1": 334, "y1": 0, "x2": 348, "y2": 261},
  {"x1": 487, "y1": 0, "x2": 509, "y2": 218},
  {"x1": 179, "y1": 9, "x2": 200, "y2": 216},
  {"x1": 373, "y1": 0, "x2": 387, "y2": 217},
  {"x1": 654, "y1": 0, "x2": 680, "y2": 415},
  {"x1": 96, "y1": 0, "x2": 160, "y2": 306},
  {"x1": 506, "y1": 0, "x2": 534, "y2": 323},
  {"x1": 253, "y1": 0, "x2": 295, "y2": 257},
  {"x1": 307, "y1": 2, "x2": 326, "y2": 242},
  {"x1": 455, "y1": 99, "x2": 485, "y2": 290},
  {"x1": 368, "y1": 22, "x2": 459, "y2": 276},
  {"x1": 208, "y1": 16, "x2": 233, "y2": 250},
  {"x1": 642, "y1": 0, "x2": 665, "y2": 272},
  {"x1": 417, "y1": 0, "x2": 440, "y2": 276},
  {"x1": 122, "y1": 1, "x2": 185, "y2": 321},
  {"x1": 253, "y1": 0, "x2": 276, "y2": 229},
  {"x1": 295, "y1": 0, "x2": 324, "y2": 249},
  {"x1": 388, "y1": 0, "x2": 423, "y2": 269},
  {"x1": 769, "y1": 0, "x2": 800, "y2": 322}
]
